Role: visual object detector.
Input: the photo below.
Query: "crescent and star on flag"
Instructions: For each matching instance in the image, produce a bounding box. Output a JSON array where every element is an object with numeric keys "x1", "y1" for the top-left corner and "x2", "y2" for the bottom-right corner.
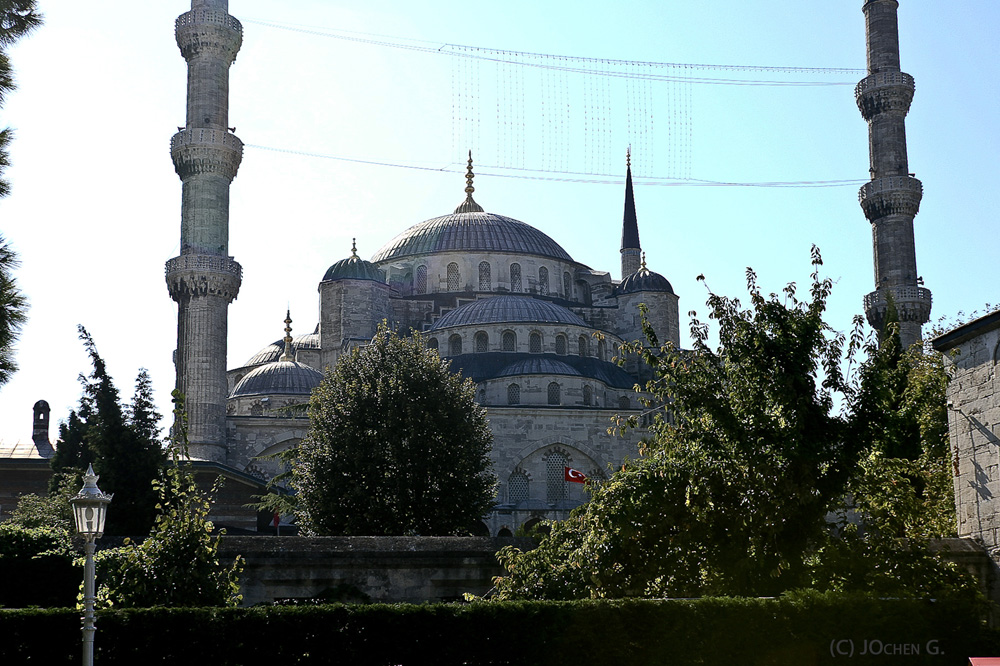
[{"x1": 564, "y1": 467, "x2": 588, "y2": 483}]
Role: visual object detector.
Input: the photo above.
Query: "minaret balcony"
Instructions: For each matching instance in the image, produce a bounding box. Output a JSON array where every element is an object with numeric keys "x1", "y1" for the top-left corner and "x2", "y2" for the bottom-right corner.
[
  {"x1": 864, "y1": 285, "x2": 932, "y2": 328},
  {"x1": 175, "y1": 9, "x2": 242, "y2": 62},
  {"x1": 858, "y1": 175, "x2": 922, "y2": 221},
  {"x1": 855, "y1": 71, "x2": 914, "y2": 120},
  {"x1": 165, "y1": 254, "x2": 242, "y2": 303},
  {"x1": 171, "y1": 128, "x2": 243, "y2": 181}
]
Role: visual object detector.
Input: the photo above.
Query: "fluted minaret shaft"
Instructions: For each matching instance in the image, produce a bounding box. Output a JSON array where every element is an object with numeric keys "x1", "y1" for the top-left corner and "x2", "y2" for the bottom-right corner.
[
  {"x1": 857, "y1": 0, "x2": 930, "y2": 347},
  {"x1": 166, "y1": 0, "x2": 243, "y2": 462}
]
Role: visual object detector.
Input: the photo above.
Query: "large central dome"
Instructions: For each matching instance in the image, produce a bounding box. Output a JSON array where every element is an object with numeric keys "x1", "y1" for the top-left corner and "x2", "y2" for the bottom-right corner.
[{"x1": 371, "y1": 211, "x2": 574, "y2": 264}]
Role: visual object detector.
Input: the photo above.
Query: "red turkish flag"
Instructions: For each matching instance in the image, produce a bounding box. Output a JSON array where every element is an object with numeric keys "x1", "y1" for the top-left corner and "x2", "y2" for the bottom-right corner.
[
  {"x1": 272, "y1": 512, "x2": 280, "y2": 527},
  {"x1": 564, "y1": 467, "x2": 587, "y2": 483}
]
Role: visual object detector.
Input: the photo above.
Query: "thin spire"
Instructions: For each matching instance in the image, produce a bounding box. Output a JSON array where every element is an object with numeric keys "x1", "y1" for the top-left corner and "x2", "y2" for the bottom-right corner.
[
  {"x1": 454, "y1": 150, "x2": 485, "y2": 214},
  {"x1": 350, "y1": 238, "x2": 358, "y2": 258},
  {"x1": 280, "y1": 310, "x2": 294, "y2": 362},
  {"x1": 621, "y1": 149, "x2": 640, "y2": 251}
]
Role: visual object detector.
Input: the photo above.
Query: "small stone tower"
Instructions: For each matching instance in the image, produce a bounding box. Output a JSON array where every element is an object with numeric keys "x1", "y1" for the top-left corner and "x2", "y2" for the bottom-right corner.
[
  {"x1": 857, "y1": 0, "x2": 931, "y2": 347},
  {"x1": 620, "y1": 150, "x2": 641, "y2": 280},
  {"x1": 31, "y1": 400, "x2": 54, "y2": 458},
  {"x1": 165, "y1": 0, "x2": 244, "y2": 462}
]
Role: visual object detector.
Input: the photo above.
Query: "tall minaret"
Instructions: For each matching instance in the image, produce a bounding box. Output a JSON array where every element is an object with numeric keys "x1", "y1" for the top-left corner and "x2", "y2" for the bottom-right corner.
[
  {"x1": 165, "y1": 0, "x2": 243, "y2": 462},
  {"x1": 857, "y1": 0, "x2": 931, "y2": 347},
  {"x1": 620, "y1": 149, "x2": 641, "y2": 279}
]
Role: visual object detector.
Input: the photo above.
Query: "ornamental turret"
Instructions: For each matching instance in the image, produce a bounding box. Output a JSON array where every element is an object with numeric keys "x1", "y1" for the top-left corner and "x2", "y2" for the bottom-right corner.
[
  {"x1": 165, "y1": 0, "x2": 243, "y2": 462},
  {"x1": 857, "y1": 0, "x2": 931, "y2": 347}
]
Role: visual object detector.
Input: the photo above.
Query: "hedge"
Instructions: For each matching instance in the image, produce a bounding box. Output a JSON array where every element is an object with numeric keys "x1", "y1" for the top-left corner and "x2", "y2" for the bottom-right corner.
[{"x1": 1, "y1": 593, "x2": 998, "y2": 665}]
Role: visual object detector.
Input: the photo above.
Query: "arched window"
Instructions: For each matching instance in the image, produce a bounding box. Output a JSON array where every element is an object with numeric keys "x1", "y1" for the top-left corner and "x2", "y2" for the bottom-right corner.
[
  {"x1": 530, "y1": 331, "x2": 542, "y2": 353},
  {"x1": 578, "y1": 335, "x2": 589, "y2": 357},
  {"x1": 547, "y1": 382, "x2": 561, "y2": 405},
  {"x1": 508, "y1": 471, "x2": 529, "y2": 504},
  {"x1": 583, "y1": 385, "x2": 593, "y2": 406},
  {"x1": 546, "y1": 451, "x2": 567, "y2": 503},
  {"x1": 618, "y1": 395, "x2": 630, "y2": 410},
  {"x1": 507, "y1": 383, "x2": 520, "y2": 405},
  {"x1": 563, "y1": 272, "x2": 571, "y2": 298},
  {"x1": 555, "y1": 334, "x2": 567, "y2": 355},
  {"x1": 449, "y1": 334, "x2": 462, "y2": 356},
  {"x1": 497, "y1": 527, "x2": 513, "y2": 537},
  {"x1": 502, "y1": 330, "x2": 516, "y2": 352},
  {"x1": 538, "y1": 266, "x2": 549, "y2": 295},
  {"x1": 447, "y1": 262, "x2": 460, "y2": 291},
  {"x1": 427, "y1": 337, "x2": 439, "y2": 351},
  {"x1": 598, "y1": 339, "x2": 607, "y2": 361},
  {"x1": 478, "y1": 261, "x2": 491, "y2": 291},
  {"x1": 415, "y1": 265, "x2": 427, "y2": 294},
  {"x1": 510, "y1": 263, "x2": 522, "y2": 292},
  {"x1": 474, "y1": 331, "x2": 488, "y2": 353}
]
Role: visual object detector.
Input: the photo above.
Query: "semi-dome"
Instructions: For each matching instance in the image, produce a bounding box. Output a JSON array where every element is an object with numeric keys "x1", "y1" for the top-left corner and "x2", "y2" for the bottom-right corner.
[
  {"x1": 430, "y1": 295, "x2": 587, "y2": 330},
  {"x1": 230, "y1": 360, "x2": 323, "y2": 398},
  {"x1": 619, "y1": 264, "x2": 674, "y2": 295},
  {"x1": 371, "y1": 211, "x2": 573, "y2": 263},
  {"x1": 242, "y1": 332, "x2": 320, "y2": 368},
  {"x1": 323, "y1": 241, "x2": 385, "y2": 282},
  {"x1": 496, "y1": 358, "x2": 582, "y2": 378}
]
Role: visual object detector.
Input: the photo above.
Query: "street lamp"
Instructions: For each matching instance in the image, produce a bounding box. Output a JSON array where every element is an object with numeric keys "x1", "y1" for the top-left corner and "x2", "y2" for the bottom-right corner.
[{"x1": 71, "y1": 464, "x2": 112, "y2": 666}]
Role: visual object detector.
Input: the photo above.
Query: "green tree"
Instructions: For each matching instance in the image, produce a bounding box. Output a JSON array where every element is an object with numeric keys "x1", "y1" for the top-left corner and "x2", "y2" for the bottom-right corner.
[
  {"x1": 0, "y1": 0, "x2": 42, "y2": 197},
  {"x1": 493, "y1": 251, "x2": 970, "y2": 601},
  {"x1": 93, "y1": 413, "x2": 243, "y2": 608},
  {"x1": 291, "y1": 323, "x2": 496, "y2": 536},
  {"x1": 50, "y1": 326, "x2": 164, "y2": 536},
  {"x1": 0, "y1": 235, "x2": 26, "y2": 386}
]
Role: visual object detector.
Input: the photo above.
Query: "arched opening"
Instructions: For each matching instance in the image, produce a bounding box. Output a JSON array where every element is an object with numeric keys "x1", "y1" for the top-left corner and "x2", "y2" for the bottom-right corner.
[
  {"x1": 510, "y1": 263, "x2": 522, "y2": 292},
  {"x1": 555, "y1": 334, "x2": 567, "y2": 355},
  {"x1": 547, "y1": 382, "x2": 561, "y2": 405},
  {"x1": 538, "y1": 266, "x2": 549, "y2": 295},
  {"x1": 598, "y1": 339, "x2": 607, "y2": 361},
  {"x1": 530, "y1": 331, "x2": 543, "y2": 353},
  {"x1": 447, "y1": 262, "x2": 460, "y2": 291},
  {"x1": 563, "y1": 272, "x2": 571, "y2": 299},
  {"x1": 427, "y1": 337, "x2": 439, "y2": 351},
  {"x1": 583, "y1": 385, "x2": 593, "y2": 406},
  {"x1": 578, "y1": 335, "x2": 589, "y2": 357},
  {"x1": 478, "y1": 261, "x2": 491, "y2": 291},
  {"x1": 449, "y1": 334, "x2": 463, "y2": 356},
  {"x1": 497, "y1": 527, "x2": 513, "y2": 537},
  {"x1": 507, "y1": 383, "x2": 521, "y2": 405},
  {"x1": 546, "y1": 450, "x2": 568, "y2": 503},
  {"x1": 618, "y1": 395, "x2": 630, "y2": 410},
  {"x1": 415, "y1": 265, "x2": 427, "y2": 294},
  {"x1": 474, "y1": 331, "x2": 488, "y2": 353},
  {"x1": 502, "y1": 330, "x2": 516, "y2": 352},
  {"x1": 508, "y1": 470, "x2": 529, "y2": 503}
]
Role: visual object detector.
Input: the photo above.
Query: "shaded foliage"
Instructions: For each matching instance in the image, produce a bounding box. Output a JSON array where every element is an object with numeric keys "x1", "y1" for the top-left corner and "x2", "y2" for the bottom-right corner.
[
  {"x1": 291, "y1": 323, "x2": 496, "y2": 536},
  {"x1": 494, "y1": 250, "x2": 968, "y2": 601},
  {"x1": 50, "y1": 327, "x2": 164, "y2": 536}
]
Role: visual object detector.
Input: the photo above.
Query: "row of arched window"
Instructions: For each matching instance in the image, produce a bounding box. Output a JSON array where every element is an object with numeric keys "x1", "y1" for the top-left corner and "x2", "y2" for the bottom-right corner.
[
  {"x1": 505, "y1": 382, "x2": 630, "y2": 409},
  {"x1": 430, "y1": 331, "x2": 608, "y2": 359},
  {"x1": 413, "y1": 261, "x2": 574, "y2": 298},
  {"x1": 507, "y1": 452, "x2": 605, "y2": 505}
]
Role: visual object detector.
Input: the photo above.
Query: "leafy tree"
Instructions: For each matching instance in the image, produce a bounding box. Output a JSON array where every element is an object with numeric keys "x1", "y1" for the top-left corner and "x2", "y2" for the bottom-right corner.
[
  {"x1": 0, "y1": 235, "x2": 25, "y2": 386},
  {"x1": 50, "y1": 326, "x2": 165, "y2": 536},
  {"x1": 0, "y1": 0, "x2": 42, "y2": 197},
  {"x1": 493, "y1": 251, "x2": 970, "y2": 601},
  {"x1": 291, "y1": 323, "x2": 496, "y2": 536}
]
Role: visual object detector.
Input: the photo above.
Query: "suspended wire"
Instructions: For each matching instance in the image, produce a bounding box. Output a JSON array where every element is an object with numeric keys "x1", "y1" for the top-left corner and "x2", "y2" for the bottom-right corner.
[
  {"x1": 242, "y1": 18, "x2": 862, "y2": 86},
  {"x1": 245, "y1": 143, "x2": 865, "y2": 188}
]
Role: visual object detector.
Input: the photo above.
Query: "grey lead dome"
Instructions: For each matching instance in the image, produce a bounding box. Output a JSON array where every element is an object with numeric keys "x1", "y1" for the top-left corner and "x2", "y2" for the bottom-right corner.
[
  {"x1": 371, "y1": 211, "x2": 574, "y2": 263},
  {"x1": 230, "y1": 360, "x2": 323, "y2": 398},
  {"x1": 429, "y1": 295, "x2": 587, "y2": 330}
]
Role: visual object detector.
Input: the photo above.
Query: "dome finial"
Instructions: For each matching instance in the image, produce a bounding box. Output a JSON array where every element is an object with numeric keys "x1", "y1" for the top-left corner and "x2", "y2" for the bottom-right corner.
[
  {"x1": 280, "y1": 309, "x2": 294, "y2": 362},
  {"x1": 454, "y1": 150, "x2": 485, "y2": 213},
  {"x1": 351, "y1": 238, "x2": 358, "y2": 258},
  {"x1": 627, "y1": 145, "x2": 631, "y2": 169},
  {"x1": 640, "y1": 251, "x2": 648, "y2": 272}
]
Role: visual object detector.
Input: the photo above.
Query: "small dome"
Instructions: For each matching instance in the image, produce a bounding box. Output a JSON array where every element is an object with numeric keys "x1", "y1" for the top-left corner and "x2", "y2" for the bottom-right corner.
[
  {"x1": 323, "y1": 254, "x2": 385, "y2": 282},
  {"x1": 230, "y1": 360, "x2": 323, "y2": 398},
  {"x1": 371, "y1": 211, "x2": 573, "y2": 264},
  {"x1": 430, "y1": 295, "x2": 587, "y2": 330},
  {"x1": 619, "y1": 266, "x2": 674, "y2": 295},
  {"x1": 496, "y1": 358, "x2": 582, "y2": 378},
  {"x1": 243, "y1": 333, "x2": 320, "y2": 367}
]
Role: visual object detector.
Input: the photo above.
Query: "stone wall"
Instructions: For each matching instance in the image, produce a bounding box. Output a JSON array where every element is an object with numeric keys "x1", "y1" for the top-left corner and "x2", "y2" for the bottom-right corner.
[{"x1": 219, "y1": 535, "x2": 535, "y2": 605}]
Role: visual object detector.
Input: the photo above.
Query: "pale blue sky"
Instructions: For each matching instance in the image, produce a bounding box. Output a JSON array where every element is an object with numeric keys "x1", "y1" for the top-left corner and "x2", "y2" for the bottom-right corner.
[{"x1": 0, "y1": 1, "x2": 996, "y2": 445}]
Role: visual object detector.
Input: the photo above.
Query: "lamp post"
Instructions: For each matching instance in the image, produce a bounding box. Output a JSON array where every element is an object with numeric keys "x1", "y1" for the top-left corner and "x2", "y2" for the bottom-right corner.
[{"x1": 71, "y1": 464, "x2": 112, "y2": 666}]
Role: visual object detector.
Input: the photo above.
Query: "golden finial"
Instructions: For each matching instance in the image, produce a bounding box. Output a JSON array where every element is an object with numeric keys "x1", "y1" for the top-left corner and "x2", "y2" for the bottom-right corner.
[
  {"x1": 640, "y1": 251, "x2": 647, "y2": 271},
  {"x1": 626, "y1": 145, "x2": 631, "y2": 169},
  {"x1": 454, "y1": 149, "x2": 485, "y2": 214},
  {"x1": 280, "y1": 309, "x2": 294, "y2": 362},
  {"x1": 351, "y1": 238, "x2": 358, "y2": 258},
  {"x1": 465, "y1": 150, "x2": 475, "y2": 196}
]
